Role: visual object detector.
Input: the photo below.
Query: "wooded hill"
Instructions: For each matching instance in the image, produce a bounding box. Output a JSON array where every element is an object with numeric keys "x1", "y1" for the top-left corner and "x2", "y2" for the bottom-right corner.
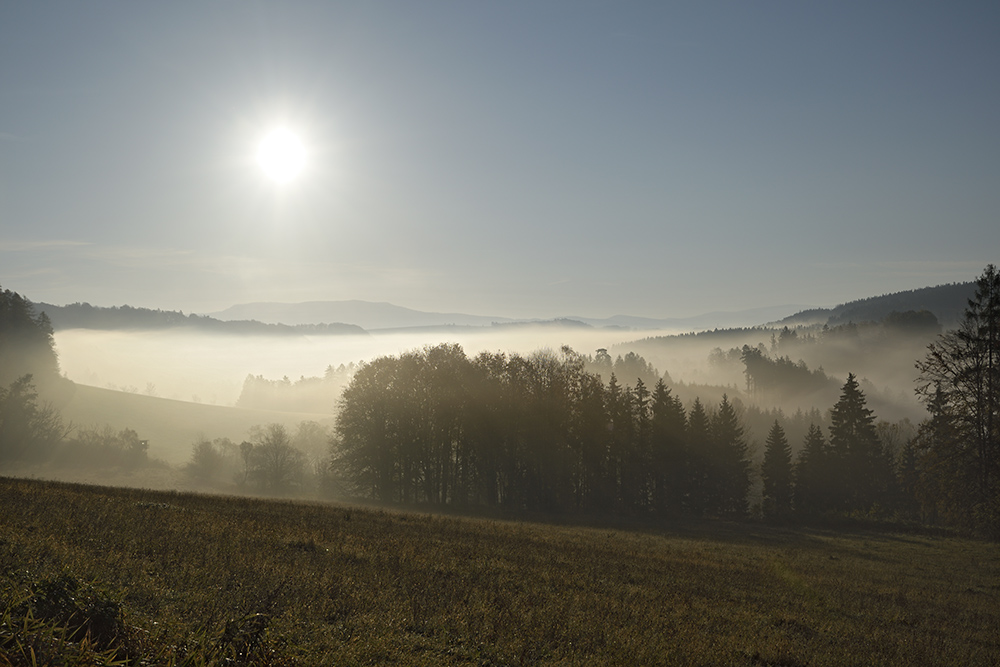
[
  {"x1": 33, "y1": 301, "x2": 367, "y2": 336},
  {"x1": 780, "y1": 281, "x2": 975, "y2": 328}
]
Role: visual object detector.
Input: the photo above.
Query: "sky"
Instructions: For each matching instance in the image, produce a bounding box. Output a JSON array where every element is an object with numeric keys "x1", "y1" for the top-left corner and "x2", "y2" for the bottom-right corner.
[{"x1": 1, "y1": 2, "x2": 998, "y2": 321}]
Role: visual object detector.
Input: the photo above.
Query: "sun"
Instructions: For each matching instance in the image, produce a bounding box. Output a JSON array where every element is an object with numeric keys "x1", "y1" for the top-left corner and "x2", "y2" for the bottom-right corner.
[{"x1": 256, "y1": 127, "x2": 306, "y2": 183}]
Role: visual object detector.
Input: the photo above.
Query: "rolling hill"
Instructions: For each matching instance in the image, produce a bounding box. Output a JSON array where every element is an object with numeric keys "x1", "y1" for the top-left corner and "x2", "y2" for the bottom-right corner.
[
  {"x1": 57, "y1": 383, "x2": 334, "y2": 465},
  {"x1": 778, "y1": 282, "x2": 975, "y2": 328}
]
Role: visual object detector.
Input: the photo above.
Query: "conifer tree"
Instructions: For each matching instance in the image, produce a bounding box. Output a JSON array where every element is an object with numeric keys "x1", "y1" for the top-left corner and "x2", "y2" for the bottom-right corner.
[
  {"x1": 794, "y1": 424, "x2": 829, "y2": 515},
  {"x1": 649, "y1": 379, "x2": 686, "y2": 514},
  {"x1": 761, "y1": 420, "x2": 793, "y2": 518},
  {"x1": 829, "y1": 373, "x2": 891, "y2": 512},
  {"x1": 709, "y1": 395, "x2": 751, "y2": 518},
  {"x1": 685, "y1": 398, "x2": 712, "y2": 516},
  {"x1": 627, "y1": 378, "x2": 652, "y2": 512}
]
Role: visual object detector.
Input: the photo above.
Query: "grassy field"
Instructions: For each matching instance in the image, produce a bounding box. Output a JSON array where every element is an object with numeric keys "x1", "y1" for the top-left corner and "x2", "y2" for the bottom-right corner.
[
  {"x1": 0, "y1": 477, "x2": 997, "y2": 666},
  {"x1": 57, "y1": 384, "x2": 335, "y2": 465}
]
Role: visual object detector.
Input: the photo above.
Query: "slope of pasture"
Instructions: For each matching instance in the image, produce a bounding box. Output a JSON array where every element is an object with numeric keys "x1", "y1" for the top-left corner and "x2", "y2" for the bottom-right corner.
[
  {"x1": 58, "y1": 383, "x2": 335, "y2": 464},
  {"x1": 0, "y1": 477, "x2": 997, "y2": 666}
]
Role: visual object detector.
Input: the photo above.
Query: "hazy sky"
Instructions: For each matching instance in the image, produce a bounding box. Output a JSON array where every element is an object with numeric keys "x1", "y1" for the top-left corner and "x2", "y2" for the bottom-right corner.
[{"x1": 2, "y1": 2, "x2": 998, "y2": 320}]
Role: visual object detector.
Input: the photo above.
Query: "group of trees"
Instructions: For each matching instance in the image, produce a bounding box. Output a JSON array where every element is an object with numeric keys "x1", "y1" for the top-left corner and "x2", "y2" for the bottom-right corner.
[
  {"x1": 236, "y1": 364, "x2": 357, "y2": 413},
  {"x1": 0, "y1": 286, "x2": 66, "y2": 464},
  {"x1": 334, "y1": 342, "x2": 909, "y2": 520},
  {"x1": 184, "y1": 421, "x2": 335, "y2": 496},
  {"x1": 334, "y1": 343, "x2": 753, "y2": 515},
  {"x1": 52, "y1": 425, "x2": 150, "y2": 470},
  {"x1": 758, "y1": 373, "x2": 897, "y2": 519},
  {"x1": 738, "y1": 345, "x2": 834, "y2": 401}
]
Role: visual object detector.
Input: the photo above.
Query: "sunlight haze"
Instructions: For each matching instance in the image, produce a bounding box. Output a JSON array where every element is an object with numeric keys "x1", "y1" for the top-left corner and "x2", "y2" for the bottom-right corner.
[{"x1": 1, "y1": 2, "x2": 998, "y2": 319}]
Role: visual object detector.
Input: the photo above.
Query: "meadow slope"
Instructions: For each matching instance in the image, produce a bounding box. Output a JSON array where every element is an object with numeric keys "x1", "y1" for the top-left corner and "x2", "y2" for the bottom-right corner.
[
  {"x1": 57, "y1": 384, "x2": 334, "y2": 465},
  {"x1": 1, "y1": 477, "x2": 997, "y2": 666}
]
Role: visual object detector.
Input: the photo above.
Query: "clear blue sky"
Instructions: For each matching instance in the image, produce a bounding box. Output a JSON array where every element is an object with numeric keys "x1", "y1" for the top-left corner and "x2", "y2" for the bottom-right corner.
[{"x1": 2, "y1": 2, "x2": 998, "y2": 319}]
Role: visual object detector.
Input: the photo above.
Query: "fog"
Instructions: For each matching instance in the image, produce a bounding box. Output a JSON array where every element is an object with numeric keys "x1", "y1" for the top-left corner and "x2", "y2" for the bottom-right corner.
[
  {"x1": 54, "y1": 326, "x2": 681, "y2": 406},
  {"x1": 51, "y1": 320, "x2": 934, "y2": 473}
]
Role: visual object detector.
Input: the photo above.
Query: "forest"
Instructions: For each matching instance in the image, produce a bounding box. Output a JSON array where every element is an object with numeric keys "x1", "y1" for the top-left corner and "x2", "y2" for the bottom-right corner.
[
  {"x1": 331, "y1": 266, "x2": 1000, "y2": 536},
  {"x1": 1, "y1": 265, "x2": 999, "y2": 537}
]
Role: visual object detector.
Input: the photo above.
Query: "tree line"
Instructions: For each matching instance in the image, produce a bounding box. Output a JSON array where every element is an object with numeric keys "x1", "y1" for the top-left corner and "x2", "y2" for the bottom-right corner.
[
  {"x1": 332, "y1": 343, "x2": 900, "y2": 520},
  {"x1": 334, "y1": 265, "x2": 1000, "y2": 535}
]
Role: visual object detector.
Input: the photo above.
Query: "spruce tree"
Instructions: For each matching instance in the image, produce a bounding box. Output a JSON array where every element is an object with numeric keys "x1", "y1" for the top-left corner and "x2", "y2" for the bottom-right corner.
[
  {"x1": 829, "y1": 373, "x2": 891, "y2": 513},
  {"x1": 709, "y1": 395, "x2": 751, "y2": 518},
  {"x1": 685, "y1": 398, "x2": 712, "y2": 516},
  {"x1": 649, "y1": 379, "x2": 686, "y2": 514},
  {"x1": 794, "y1": 423, "x2": 829, "y2": 515},
  {"x1": 761, "y1": 420, "x2": 793, "y2": 518}
]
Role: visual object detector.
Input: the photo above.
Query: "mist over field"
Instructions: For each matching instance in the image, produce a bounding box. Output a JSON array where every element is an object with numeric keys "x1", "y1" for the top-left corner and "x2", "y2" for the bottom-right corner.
[
  {"x1": 53, "y1": 325, "x2": 681, "y2": 406},
  {"x1": 46, "y1": 306, "x2": 941, "y2": 476}
]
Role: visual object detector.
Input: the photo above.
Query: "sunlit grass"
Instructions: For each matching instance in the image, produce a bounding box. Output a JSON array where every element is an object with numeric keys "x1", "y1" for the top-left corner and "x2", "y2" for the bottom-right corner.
[{"x1": 0, "y1": 476, "x2": 996, "y2": 665}]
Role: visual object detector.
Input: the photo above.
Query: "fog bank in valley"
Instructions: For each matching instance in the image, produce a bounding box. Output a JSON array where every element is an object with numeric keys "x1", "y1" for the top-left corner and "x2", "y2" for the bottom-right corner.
[{"x1": 54, "y1": 326, "x2": 681, "y2": 406}]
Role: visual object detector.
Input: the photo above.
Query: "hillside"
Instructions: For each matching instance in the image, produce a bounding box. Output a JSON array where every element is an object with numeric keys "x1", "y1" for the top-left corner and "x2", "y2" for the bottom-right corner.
[
  {"x1": 779, "y1": 282, "x2": 975, "y2": 328},
  {"x1": 2, "y1": 477, "x2": 996, "y2": 666},
  {"x1": 57, "y1": 384, "x2": 334, "y2": 465}
]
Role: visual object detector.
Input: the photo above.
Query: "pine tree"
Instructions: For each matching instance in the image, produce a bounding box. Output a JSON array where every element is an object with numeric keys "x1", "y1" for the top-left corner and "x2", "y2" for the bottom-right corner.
[{"x1": 761, "y1": 420, "x2": 793, "y2": 519}]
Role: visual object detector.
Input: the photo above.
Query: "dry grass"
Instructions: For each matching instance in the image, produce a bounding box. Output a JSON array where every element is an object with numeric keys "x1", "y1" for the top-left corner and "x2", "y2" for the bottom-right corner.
[{"x1": 0, "y1": 476, "x2": 997, "y2": 665}]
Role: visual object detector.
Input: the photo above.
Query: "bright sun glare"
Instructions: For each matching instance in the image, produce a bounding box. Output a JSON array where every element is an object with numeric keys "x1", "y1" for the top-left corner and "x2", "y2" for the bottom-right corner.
[{"x1": 256, "y1": 127, "x2": 306, "y2": 183}]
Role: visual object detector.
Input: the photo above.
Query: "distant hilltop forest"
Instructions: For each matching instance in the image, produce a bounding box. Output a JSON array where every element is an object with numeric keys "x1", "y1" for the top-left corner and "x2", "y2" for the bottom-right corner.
[
  {"x1": 780, "y1": 282, "x2": 975, "y2": 328},
  {"x1": 32, "y1": 301, "x2": 368, "y2": 336}
]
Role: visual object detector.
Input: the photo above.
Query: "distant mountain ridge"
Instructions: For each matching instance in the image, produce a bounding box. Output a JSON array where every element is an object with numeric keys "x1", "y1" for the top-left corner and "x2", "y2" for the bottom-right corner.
[
  {"x1": 207, "y1": 300, "x2": 515, "y2": 330},
  {"x1": 33, "y1": 302, "x2": 367, "y2": 336},
  {"x1": 778, "y1": 282, "x2": 975, "y2": 328},
  {"x1": 32, "y1": 280, "x2": 977, "y2": 337},
  {"x1": 207, "y1": 301, "x2": 808, "y2": 332}
]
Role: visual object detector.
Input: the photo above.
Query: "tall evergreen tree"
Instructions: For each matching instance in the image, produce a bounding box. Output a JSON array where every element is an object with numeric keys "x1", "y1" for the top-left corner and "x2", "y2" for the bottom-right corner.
[
  {"x1": 829, "y1": 373, "x2": 892, "y2": 512},
  {"x1": 685, "y1": 398, "x2": 712, "y2": 516},
  {"x1": 605, "y1": 373, "x2": 632, "y2": 513},
  {"x1": 794, "y1": 423, "x2": 829, "y2": 515},
  {"x1": 649, "y1": 379, "x2": 686, "y2": 515},
  {"x1": 708, "y1": 395, "x2": 751, "y2": 518},
  {"x1": 761, "y1": 420, "x2": 793, "y2": 519},
  {"x1": 626, "y1": 378, "x2": 653, "y2": 512}
]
